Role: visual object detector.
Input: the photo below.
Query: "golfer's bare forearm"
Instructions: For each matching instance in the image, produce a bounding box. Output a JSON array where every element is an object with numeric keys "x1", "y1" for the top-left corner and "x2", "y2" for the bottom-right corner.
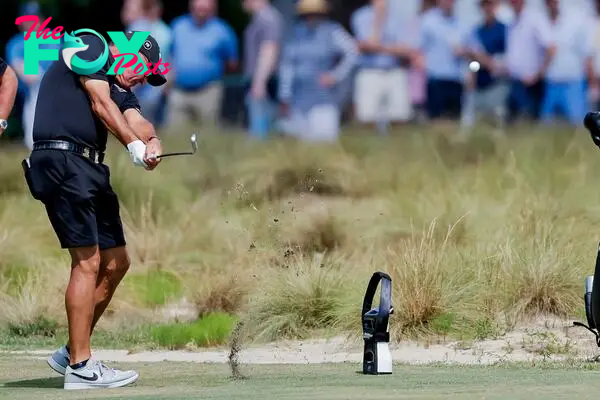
[
  {"x1": 92, "y1": 100, "x2": 138, "y2": 146},
  {"x1": 134, "y1": 119, "x2": 158, "y2": 143},
  {"x1": 124, "y1": 109, "x2": 159, "y2": 143},
  {"x1": 80, "y1": 77, "x2": 138, "y2": 146},
  {"x1": 0, "y1": 66, "x2": 17, "y2": 120}
]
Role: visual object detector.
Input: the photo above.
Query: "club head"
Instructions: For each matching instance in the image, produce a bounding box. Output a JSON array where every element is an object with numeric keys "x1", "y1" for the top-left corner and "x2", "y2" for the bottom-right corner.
[
  {"x1": 190, "y1": 134, "x2": 198, "y2": 153},
  {"x1": 155, "y1": 133, "x2": 199, "y2": 159}
]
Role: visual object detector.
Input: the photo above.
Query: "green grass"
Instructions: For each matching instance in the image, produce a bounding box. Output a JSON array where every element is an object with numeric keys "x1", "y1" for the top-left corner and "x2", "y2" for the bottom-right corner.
[
  {"x1": 0, "y1": 313, "x2": 237, "y2": 351},
  {"x1": 150, "y1": 312, "x2": 237, "y2": 349},
  {"x1": 2, "y1": 355, "x2": 600, "y2": 399},
  {"x1": 124, "y1": 269, "x2": 184, "y2": 307}
]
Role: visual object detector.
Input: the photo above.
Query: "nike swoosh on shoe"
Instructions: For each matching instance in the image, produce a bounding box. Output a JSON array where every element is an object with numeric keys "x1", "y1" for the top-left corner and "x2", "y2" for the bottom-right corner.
[{"x1": 71, "y1": 372, "x2": 99, "y2": 381}]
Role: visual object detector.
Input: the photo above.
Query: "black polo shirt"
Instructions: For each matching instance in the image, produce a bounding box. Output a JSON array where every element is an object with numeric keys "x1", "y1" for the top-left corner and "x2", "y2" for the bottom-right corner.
[
  {"x1": 33, "y1": 34, "x2": 140, "y2": 152},
  {"x1": 0, "y1": 57, "x2": 7, "y2": 76}
]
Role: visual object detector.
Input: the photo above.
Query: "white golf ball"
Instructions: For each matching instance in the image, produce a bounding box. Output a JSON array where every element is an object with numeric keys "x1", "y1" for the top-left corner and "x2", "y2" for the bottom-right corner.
[{"x1": 469, "y1": 61, "x2": 480, "y2": 72}]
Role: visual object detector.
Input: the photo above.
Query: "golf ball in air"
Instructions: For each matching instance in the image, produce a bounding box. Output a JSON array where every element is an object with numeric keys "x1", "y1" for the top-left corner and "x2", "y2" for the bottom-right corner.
[{"x1": 469, "y1": 61, "x2": 480, "y2": 72}]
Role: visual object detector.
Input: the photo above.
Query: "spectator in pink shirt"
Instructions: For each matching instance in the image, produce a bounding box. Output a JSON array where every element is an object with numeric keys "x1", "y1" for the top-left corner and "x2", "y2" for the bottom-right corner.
[{"x1": 405, "y1": 0, "x2": 436, "y2": 122}]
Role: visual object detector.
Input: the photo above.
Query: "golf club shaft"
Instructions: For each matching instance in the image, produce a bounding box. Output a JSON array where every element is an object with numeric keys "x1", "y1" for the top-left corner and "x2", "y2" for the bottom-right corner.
[{"x1": 156, "y1": 152, "x2": 195, "y2": 158}]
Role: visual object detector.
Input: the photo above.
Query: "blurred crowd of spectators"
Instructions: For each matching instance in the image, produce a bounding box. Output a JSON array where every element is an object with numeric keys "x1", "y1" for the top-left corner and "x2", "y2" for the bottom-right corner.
[{"x1": 6, "y1": 0, "x2": 600, "y2": 147}]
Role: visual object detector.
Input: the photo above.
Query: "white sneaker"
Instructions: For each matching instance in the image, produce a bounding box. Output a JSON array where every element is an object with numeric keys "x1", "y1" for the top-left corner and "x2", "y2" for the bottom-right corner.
[
  {"x1": 63, "y1": 359, "x2": 139, "y2": 390},
  {"x1": 47, "y1": 345, "x2": 70, "y2": 375}
]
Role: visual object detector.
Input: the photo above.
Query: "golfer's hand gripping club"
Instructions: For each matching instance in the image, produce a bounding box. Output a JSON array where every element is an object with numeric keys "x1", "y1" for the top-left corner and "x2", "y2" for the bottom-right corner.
[{"x1": 127, "y1": 140, "x2": 148, "y2": 168}]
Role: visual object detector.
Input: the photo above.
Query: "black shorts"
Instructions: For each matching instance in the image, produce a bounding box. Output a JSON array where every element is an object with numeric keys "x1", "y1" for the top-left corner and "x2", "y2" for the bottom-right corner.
[{"x1": 24, "y1": 149, "x2": 126, "y2": 250}]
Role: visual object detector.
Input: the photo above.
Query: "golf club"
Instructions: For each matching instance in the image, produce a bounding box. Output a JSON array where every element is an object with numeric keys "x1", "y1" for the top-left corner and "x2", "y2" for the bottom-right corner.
[{"x1": 156, "y1": 134, "x2": 198, "y2": 159}]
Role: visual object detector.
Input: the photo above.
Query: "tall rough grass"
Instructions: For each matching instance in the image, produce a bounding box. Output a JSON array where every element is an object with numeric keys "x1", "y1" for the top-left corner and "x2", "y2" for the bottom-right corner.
[{"x1": 0, "y1": 124, "x2": 597, "y2": 344}]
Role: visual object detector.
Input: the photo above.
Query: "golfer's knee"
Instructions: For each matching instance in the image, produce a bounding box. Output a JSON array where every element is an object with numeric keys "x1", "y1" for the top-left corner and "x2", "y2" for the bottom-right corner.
[
  {"x1": 73, "y1": 251, "x2": 101, "y2": 276},
  {"x1": 104, "y1": 252, "x2": 130, "y2": 279},
  {"x1": 114, "y1": 253, "x2": 131, "y2": 278}
]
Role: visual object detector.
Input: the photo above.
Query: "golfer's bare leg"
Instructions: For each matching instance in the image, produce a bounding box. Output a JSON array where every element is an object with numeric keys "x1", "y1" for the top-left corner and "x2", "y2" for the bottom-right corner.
[
  {"x1": 90, "y1": 246, "x2": 131, "y2": 334},
  {"x1": 66, "y1": 246, "x2": 100, "y2": 365}
]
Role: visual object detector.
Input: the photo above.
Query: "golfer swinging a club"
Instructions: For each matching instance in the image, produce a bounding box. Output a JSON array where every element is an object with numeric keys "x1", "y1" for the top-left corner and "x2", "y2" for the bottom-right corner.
[{"x1": 22, "y1": 31, "x2": 166, "y2": 390}]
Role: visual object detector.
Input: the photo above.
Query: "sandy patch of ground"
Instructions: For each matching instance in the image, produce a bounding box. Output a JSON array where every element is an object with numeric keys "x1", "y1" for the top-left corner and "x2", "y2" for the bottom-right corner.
[{"x1": 5, "y1": 316, "x2": 600, "y2": 366}]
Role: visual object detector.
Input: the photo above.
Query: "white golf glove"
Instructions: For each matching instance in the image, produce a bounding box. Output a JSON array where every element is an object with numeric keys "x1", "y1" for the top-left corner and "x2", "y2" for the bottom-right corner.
[{"x1": 127, "y1": 140, "x2": 148, "y2": 168}]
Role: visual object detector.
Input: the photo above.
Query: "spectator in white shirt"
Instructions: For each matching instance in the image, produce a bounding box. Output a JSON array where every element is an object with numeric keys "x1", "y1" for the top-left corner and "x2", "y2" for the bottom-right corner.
[
  {"x1": 539, "y1": 0, "x2": 592, "y2": 126},
  {"x1": 350, "y1": 0, "x2": 417, "y2": 132},
  {"x1": 505, "y1": 0, "x2": 556, "y2": 121}
]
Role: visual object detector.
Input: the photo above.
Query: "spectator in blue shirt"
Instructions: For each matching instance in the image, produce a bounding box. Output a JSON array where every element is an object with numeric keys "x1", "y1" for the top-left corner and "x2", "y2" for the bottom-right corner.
[
  {"x1": 460, "y1": 0, "x2": 509, "y2": 136},
  {"x1": 7, "y1": 1, "x2": 59, "y2": 150},
  {"x1": 417, "y1": 0, "x2": 470, "y2": 121},
  {"x1": 166, "y1": 0, "x2": 239, "y2": 129},
  {"x1": 277, "y1": 0, "x2": 359, "y2": 142}
]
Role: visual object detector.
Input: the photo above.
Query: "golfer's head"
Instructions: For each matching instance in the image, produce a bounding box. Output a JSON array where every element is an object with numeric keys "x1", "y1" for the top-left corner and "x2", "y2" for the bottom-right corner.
[
  {"x1": 121, "y1": 52, "x2": 150, "y2": 89},
  {"x1": 109, "y1": 32, "x2": 167, "y2": 90},
  {"x1": 107, "y1": 44, "x2": 146, "y2": 89}
]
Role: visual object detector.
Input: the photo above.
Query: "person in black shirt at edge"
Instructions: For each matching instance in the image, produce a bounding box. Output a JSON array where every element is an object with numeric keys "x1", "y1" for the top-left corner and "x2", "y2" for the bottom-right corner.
[
  {"x1": 0, "y1": 57, "x2": 19, "y2": 135},
  {"x1": 23, "y1": 31, "x2": 166, "y2": 390}
]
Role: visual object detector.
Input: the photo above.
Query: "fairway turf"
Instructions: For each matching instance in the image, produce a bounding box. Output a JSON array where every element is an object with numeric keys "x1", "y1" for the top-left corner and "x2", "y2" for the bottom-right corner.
[{"x1": 2, "y1": 355, "x2": 600, "y2": 399}]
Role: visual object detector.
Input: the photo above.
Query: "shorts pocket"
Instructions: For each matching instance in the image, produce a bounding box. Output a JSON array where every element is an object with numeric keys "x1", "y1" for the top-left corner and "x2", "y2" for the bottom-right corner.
[
  {"x1": 22, "y1": 158, "x2": 44, "y2": 200},
  {"x1": 23, "y1": 151, "x2": 70, "y2": 201}
]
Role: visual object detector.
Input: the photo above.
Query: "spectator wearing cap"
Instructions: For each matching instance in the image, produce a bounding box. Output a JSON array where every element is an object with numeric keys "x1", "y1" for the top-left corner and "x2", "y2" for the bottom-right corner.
[
  {"x1": 6, "y1": 1, "x2": 60, "y2": 150},
  {"x1": 277, "y1": 0, "x2": 359, "y2": 142},
  {"x1": 460, "y1": 0, "x2": 509, "y2": 134},
  {"x1": 417, "y1": 0, "x2": 470, "y2": 121},
  {"x1": 505, "y1": 0, "x2": 556, "y2": 121},
  {"x1": 539, "y1": 0, "x2": 592, "y2": 126},
  {"x1": 167, "y1": 0, "x2": 238, "y2": 129},
  {"x1": 126, "y1": 0, "x2": 172, "y2": 127},
  {"x1": 350, "y1": 0, "x2": 416, "y2": 132},
  {"x1": 242, "y1": 0, "x2": 284, "y2": 139}
]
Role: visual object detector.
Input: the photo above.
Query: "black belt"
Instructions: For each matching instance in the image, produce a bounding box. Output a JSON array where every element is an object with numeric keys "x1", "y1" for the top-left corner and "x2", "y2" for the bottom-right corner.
[{"x1": 33, "y1": 140, "x2": 104, "y2": 164}]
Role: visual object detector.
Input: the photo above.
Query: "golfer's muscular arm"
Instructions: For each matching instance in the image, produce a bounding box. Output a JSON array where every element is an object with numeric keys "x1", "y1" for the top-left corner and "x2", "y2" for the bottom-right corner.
[
  {"x1": 123, "y1": 108, "x2": 159, "y2": 143},
  {"x1": 80, "y1": 77, "x2": 138, "y2": 146},
  {"x1": 0, "y1": 65, "x2": 18, "y2": 121}
]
